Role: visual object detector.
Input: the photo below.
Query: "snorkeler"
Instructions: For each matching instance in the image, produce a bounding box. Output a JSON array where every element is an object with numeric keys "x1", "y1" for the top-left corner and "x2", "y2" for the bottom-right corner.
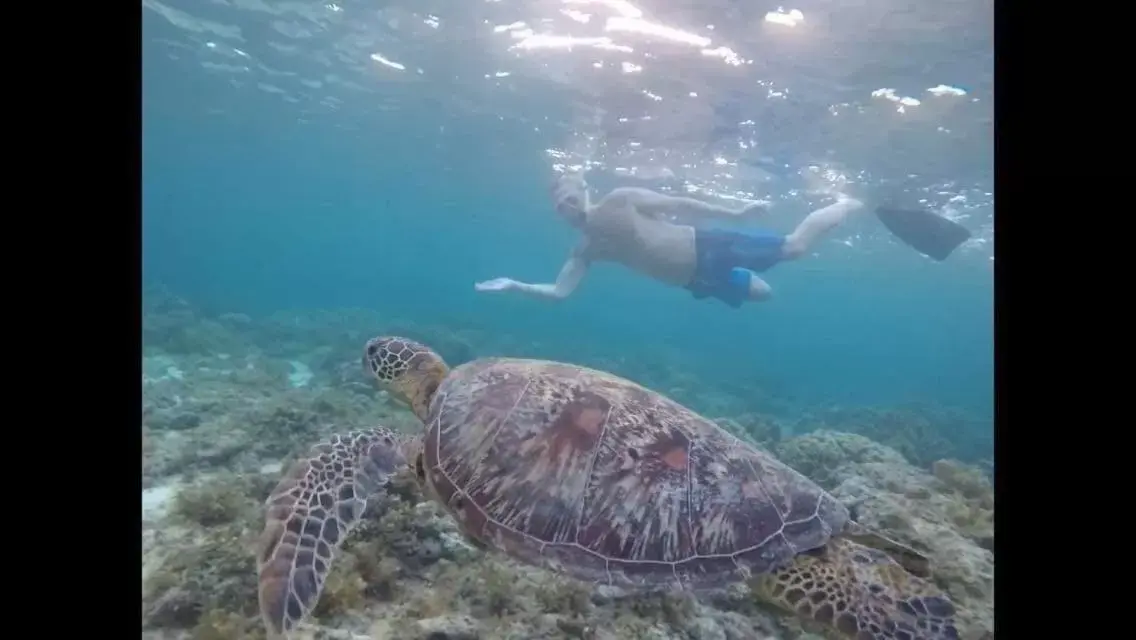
[{"x1": 474, "y1": 173, "x2": 969, "y2": 308}]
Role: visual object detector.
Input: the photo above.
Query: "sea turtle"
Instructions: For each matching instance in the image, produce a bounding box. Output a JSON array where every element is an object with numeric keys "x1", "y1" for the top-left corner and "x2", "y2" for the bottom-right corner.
[{"x1": 257, "y1": 337, "x2": 959, "y2": 640}]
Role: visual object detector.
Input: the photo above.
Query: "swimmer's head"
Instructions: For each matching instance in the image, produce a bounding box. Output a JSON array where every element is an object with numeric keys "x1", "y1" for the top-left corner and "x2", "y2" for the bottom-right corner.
[
  {"x1": 552, "y1": 174, "x2": 588, "y2": 228},
  {"x1": 555, "y1": 191, "x2": 587, "y2": 227}
]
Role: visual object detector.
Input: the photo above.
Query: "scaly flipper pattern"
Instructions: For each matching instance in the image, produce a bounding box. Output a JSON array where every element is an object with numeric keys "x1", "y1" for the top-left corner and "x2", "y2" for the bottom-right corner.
[
  {"x1": 753, "y1": 538, "x2": 958, "y2": 640},
  {"x1": 256, "y1": 427, "x2": 413, "y2": 638}
]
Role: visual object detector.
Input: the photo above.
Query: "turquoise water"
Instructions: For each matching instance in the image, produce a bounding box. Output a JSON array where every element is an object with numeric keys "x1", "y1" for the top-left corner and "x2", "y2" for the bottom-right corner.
[{"x1": 142, "y1": 1, "x2": 993, "y2": 447}]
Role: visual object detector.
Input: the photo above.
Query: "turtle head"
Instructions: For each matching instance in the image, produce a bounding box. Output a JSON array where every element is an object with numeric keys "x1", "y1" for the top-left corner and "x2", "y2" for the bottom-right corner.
[{"x1": 363, "y1": 336, "x2": 450, "y2": 422}]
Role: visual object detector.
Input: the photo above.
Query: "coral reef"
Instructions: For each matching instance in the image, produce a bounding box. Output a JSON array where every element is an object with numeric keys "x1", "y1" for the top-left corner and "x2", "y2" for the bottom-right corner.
[
  {"x1": 140, "y1": 288, "x2": 994, "y2": 640},
  {"x1": 141, "y1": 350, "x2": 418, "y2": 487},
  {"x1": 143, "y1": 430, "x2": 993, "y2": 640},
  {"x1": 714, "y1": 412, "x2": 784, "y2": 449},
  {"x1": 774, "y1": 431, "x2": 994, "y2": 639},
  {"x1": 142, "y1": 473, "x2": 270, "y2": 640},
  {"x1": 142, "y1": 462, "x2": 787, "y2": 640},
  {"x1": 791, "y1": 404, "x2": 992, "y2": 468},
  {"x1": 141, "y1": 287, "x2": 989, "y2": 464}
]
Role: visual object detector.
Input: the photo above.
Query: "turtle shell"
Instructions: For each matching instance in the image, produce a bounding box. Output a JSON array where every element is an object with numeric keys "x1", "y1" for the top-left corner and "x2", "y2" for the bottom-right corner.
[{"x1": 421, "y1": 358, "x2": 848, "y2": 591}]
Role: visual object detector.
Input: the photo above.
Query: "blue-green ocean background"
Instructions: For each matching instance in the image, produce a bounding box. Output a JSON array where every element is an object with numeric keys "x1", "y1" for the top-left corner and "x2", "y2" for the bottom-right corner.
[{"x1": 142, "y1": 1, "x2": 993, "y2": 451}]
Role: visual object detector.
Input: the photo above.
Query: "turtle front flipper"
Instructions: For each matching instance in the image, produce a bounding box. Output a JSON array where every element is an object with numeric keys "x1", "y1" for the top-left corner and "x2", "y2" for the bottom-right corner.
[
  {"x1": 751, "y1": 538, "x2": 959, "y2": 640},
  {"x1": 256, "y1": 427, "x2": 415, "y2": 638}
]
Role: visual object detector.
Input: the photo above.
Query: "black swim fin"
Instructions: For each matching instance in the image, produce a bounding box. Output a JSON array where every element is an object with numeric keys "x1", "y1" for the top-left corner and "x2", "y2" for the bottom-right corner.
[{"x1": 875, "y1": 206, "x2": 972, "y2": 261}]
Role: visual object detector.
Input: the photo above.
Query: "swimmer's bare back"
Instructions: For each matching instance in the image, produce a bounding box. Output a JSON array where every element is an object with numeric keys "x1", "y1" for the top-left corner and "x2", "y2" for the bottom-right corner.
[
  {"x1": 474, "y1": 177, "x2": 764, "y2": 300},
  {"x1": 574, "y1": 188, "x2": 700, "y2": 286}
]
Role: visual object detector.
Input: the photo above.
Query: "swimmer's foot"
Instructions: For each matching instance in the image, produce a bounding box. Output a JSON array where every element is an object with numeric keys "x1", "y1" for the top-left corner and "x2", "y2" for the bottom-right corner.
[{"x1": 875, "y1": 206, "x2": 971, "y2": 261}]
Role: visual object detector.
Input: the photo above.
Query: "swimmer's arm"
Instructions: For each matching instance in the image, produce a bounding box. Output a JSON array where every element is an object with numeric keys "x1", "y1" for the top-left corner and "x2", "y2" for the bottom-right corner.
[
  {"x1": 474, "y1": 244, "x2": 590, "y2": 300},
  {"x1": 517, "y1": 256, "x2": 589, "y2": 299},
  {"x1": 606, "y1": 187, "x2": 766, "y2": 222}
]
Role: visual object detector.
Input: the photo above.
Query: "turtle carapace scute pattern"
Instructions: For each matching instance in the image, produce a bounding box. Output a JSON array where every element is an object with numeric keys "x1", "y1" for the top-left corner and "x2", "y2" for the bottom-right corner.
[{"x1": 420, "y1": 356, "x2": 849, "y2": 591}]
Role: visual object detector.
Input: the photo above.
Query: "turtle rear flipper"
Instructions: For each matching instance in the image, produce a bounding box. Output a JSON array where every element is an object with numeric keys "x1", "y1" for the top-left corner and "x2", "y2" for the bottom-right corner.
[
  {"x1": 752, "y1": 538, "x2": 958, "y2": 640},
  {"x1": 256, "y1": 428, "x2": 413, "y2": 638}
]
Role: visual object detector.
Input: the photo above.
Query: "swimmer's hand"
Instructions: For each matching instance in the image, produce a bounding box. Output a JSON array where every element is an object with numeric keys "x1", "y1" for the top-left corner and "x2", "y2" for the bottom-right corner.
[{"x1": 475, "y1": 277, "x2": 519, "y2": 292}]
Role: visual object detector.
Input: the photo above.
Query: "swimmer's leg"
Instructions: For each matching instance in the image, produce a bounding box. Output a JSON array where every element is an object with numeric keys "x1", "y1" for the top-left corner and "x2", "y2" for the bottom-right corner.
[
  {"x1": 783, "y1": 196, "x2": 865, "y2": 258},
  {"x1": 730, "y1": 268, "x2": 772, "y2": 302}
]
